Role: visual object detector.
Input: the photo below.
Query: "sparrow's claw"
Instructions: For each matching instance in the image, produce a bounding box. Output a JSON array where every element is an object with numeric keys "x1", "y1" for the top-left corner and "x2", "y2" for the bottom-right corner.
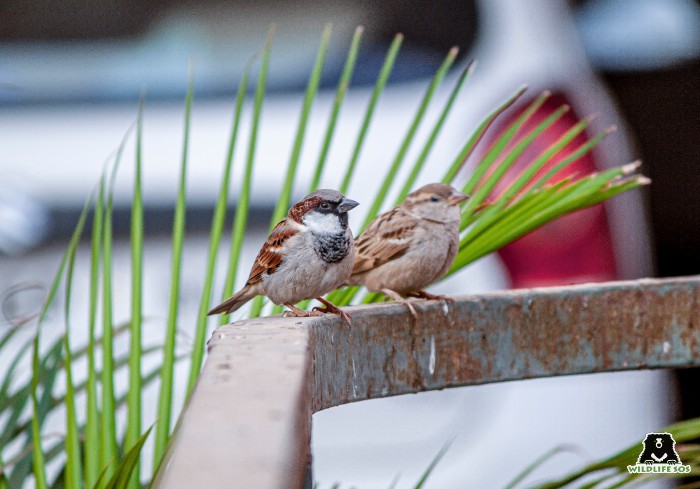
[
  {"x1": 314, "y1": 297, "x2": 352, "y2": 326},
  {"x1": 403, "y1": 300, "x2": 418, "y2": 318},
  {"x1": 312, "y1": 306, "x2": 352, "y2": 326},
  {"x1": 283, "y1": 303, "x2": 322, "y2": 318},
  {"x1": 409, "y1": 290, "x2": 455, "y2": 302},
  {"x1": 338, "y1": 308, "x2": 352, "y2": 325},
  {"x1": 381, "y1": 289, "x2": 418, "y2": 318}
]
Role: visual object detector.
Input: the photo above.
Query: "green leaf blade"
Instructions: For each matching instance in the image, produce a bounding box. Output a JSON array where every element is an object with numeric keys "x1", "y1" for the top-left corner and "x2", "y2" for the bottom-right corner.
[
  {"x1": 339, "y1": 33, "x2": 403, "y2": 194},
  {"x1": 218, "y1": 59, "x2": 255, "y2": 326},
  {"x1": 125, "y1": 102, "x2": 145, "y2": 489},
  {"x1": 153, "y1": 65, "x2": 194, "y2": 469},
  {"x1": 85, "y1": 175, "x2": 105, "y2": 487},
  {"x1": 271, "y1": 22, "x2": 332, "y2": 224},
  {"x1": 103, "y1": 427, "x2": 153, "y2": 489},
  {"x1": 360, "y1": 45, "x2": 459, "y2": 231},
  {"x1": 100, "y1": 131, "x2": 128, "y2": 481},
  {"x1": 395, "y1": 60, "x2": 474, "y2": 203},
  {"x1": 189, "y1": 26, "x2": 273, "y2": 389},
  {"x1": 309, "y1": 25, "x2": 364, "y2": 192},
  {"x1": 30, "y1": 184, "x2": 93, "y2": 489},
  {"x1": 442, "y1": 85, "x2": 527, "y2": 184},
  {"x1": 63, "y1": 231, "x2": 83, "y2": 489}
]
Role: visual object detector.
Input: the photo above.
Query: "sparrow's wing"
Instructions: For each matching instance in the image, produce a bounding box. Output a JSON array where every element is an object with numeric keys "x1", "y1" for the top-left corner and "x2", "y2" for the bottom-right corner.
[
  {"x1": 352, "y1": 207, "x2": 416, "y2": 274},
  {"x1": 246, "y1": 219, "x2": 298, "y2": 285}
]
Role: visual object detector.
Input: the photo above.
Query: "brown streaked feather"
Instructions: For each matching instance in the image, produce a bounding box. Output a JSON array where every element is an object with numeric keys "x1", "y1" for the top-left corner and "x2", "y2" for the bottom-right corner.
[
  {"x1": 352, "y1": 207, "x2": 416, "y2": 275},
  {"x1": 246, "y1": 218, "x2": 298, "y2": 285},
  {"x1": 207, "y1": 283, "x2": 259, "y2": 315},
  {"x1": 288, "y1": 195, "x2": 323, "y2": 223},
  {"x1": 411, "y1": 183, "x2": 455, "y2": 199}
]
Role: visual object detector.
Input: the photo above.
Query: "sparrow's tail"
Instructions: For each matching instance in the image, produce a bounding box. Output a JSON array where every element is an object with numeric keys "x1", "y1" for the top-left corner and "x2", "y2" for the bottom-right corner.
[{"x1": 207, "y1": 285, "x2": 258, "y2": 316}]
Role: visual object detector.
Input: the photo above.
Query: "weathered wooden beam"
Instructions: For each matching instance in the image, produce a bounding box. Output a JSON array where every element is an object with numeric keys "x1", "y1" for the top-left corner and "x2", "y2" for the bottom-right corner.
[{"x1": 154, "y1": 276, "x2": 700, "y2": 489}]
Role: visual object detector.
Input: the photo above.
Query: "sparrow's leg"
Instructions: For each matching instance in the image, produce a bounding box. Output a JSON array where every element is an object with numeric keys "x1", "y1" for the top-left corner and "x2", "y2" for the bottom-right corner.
[
  {"x1": 283, "y1": 303, "x2": 322, "y2": 318},
  {"x1": 313, "y1": 297, "x2": 352, "y2": 325},
  {"x1": 381, "y1": 288, "x2": 417, "y2": 318},
  {"x1": 408, "y1": 290, "x2": 456, "y2": 303}
]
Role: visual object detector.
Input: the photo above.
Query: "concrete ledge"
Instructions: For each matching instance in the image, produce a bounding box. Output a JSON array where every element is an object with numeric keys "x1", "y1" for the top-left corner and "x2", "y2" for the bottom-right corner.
[{"x1": 154, "y1": 276, "x2": 700, "y2": 489}]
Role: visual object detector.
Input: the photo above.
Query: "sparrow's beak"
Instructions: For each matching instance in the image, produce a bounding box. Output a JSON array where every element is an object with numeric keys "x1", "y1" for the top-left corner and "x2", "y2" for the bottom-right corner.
[
  {"x1": 447, "y1": 192, "x2": 470, "y2": 205},
  {"x1": 338, "y1": 198, "x2": 360, "y2": 213}
]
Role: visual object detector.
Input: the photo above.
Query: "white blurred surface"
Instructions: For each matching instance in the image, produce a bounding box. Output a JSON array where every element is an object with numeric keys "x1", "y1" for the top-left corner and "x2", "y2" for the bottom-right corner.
[
  {"x1": 313, "y1": 370, "x2": 674, "y2": 488},
  {"x1": 577, "y1": 0, "x2": 700, "y2": 70}
]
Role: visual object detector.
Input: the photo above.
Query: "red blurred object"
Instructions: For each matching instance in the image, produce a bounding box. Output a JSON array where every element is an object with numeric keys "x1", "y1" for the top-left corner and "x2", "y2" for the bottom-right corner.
[{"x1": 492, "y1": 94, "x2": 617, "y2": 287}]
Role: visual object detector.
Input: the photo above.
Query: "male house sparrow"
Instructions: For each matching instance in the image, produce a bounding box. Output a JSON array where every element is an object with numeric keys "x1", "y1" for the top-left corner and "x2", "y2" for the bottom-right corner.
[
  {"x1": 208, "y1": 189, "x2": 359, "y2": 322},
  {"x1": 347, "y1": 183, "x2": 468, "y2": 315}
]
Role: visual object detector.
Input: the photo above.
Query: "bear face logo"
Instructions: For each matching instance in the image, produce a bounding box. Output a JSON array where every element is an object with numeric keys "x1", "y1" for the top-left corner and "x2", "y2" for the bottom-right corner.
[{"x1": 637, "y1": 433, "x2": 681, "y2": 465}]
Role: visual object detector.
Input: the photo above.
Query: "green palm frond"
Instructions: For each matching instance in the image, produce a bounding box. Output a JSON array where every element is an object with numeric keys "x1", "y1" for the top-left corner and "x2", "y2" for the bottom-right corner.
[
  {"x1": 0, "y1": 25, "x2": 653, "y2": 489},
  {"x1": 514, "y1": 417, "x2": 700, "y2": 489}
]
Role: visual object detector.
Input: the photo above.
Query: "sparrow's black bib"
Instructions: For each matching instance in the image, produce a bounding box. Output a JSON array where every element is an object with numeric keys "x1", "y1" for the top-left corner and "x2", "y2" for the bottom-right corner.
[{"x1": 314, "y1": 232, "x2": 351, "y2": 263}]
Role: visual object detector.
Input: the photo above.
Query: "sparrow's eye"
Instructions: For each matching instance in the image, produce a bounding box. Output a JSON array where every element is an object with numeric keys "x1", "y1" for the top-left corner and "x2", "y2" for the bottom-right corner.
[
  {"x1": 319, "y1": 202, "x2": 331, "y2": 210},
  {"x1": 430, "y1": 195, "x2": 440, "y2": 202}
]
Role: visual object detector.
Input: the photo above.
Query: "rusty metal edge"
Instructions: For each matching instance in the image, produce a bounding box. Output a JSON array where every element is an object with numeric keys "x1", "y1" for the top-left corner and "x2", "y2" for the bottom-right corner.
[
  {"x1": 155, "y1": 276, "x2": 700, "y2": 489},
  {"x1": 311, "y1": 276, "x2": 700, "y2": 411}
]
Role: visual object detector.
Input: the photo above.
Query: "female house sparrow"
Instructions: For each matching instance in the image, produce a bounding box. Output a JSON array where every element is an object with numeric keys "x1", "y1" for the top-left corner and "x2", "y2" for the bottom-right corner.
[
  {"x1": 347, "y1": 183, "x2": 469, "y2": 315},
  {"x1": 208, "y1": 189, "x2": 359, "y2": 322}
]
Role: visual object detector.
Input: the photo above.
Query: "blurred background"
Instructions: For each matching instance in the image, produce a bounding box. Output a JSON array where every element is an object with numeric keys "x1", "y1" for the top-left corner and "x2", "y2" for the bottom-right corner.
[{"x1": 1, "y1": 0, "x2": 699, "y2": 487}]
